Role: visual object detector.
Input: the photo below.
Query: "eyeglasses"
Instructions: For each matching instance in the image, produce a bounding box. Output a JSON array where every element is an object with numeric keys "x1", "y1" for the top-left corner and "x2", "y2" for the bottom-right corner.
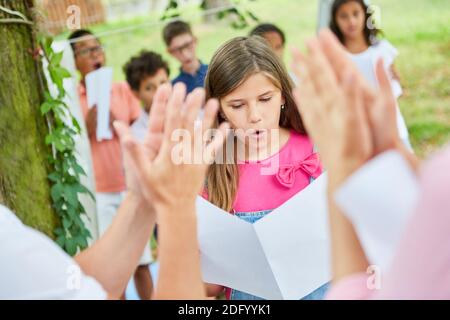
[
  {"x1": 75, "y1": 45, "x2": 104, "y2": 58},
  {"x1": 168, "y1": 40, "x2": 195, "y2": 55}
]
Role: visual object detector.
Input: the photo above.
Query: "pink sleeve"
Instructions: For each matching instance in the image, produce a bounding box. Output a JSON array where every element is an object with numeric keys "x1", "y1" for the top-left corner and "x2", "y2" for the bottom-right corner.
[
  {"x1": 313, "y1": 152, "x2": 323, "y2": 178},
  {"x1": 372, "y1": 145, "x2": 450, "y2": 299},
  {"x1": 200, "y1": 189, "x2": 209, "y2": 200},
  {"x1": 326, "y1": 273, "x2": 374, "y2": 300}
]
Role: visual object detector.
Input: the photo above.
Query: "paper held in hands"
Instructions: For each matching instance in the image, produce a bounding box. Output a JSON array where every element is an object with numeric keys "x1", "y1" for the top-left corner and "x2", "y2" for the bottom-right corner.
[
  {"x1": 196, "y1": 174, "x2": 331, "y2": 300},
  {"x1": 85, "y1": 67, "x2": 113, "y2": 141}
]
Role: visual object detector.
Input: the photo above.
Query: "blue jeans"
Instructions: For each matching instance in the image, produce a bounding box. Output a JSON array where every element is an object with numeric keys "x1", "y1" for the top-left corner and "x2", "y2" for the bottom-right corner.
[{"x1": 229, "y1": 209, "x2": 330, "y2": 300}]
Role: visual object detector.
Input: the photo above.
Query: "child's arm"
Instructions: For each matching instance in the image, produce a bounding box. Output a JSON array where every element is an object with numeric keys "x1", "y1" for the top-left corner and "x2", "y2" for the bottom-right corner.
[
  {"x1": 155, "y1": 202, "x2": 206, "y2": 300},
  {"x1": 290, "y1": 30, "x2": 384, "y2": 284},
  {"x1": 114, "y1": 83, "x2": 229, "y2": 300},
  {"x1": 327, "y1": 191, "x2": 369, "y2": 283},
  {"x1": 75, "y1": 192, "x2": 156, "y2": 299},
  {"x1": 390, "y1": 64, "x2": 401, "y2": 85}
]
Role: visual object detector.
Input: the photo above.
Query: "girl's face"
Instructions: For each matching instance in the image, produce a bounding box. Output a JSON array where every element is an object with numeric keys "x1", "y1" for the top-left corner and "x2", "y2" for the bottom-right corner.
[
  {"x1": 335, "y1": 1, "x2": 366, "y2": 41},
  {"x1": 134, "y1": 68, "x2": 169, "y2": 113},
  {"x1": 220, "y1": 72, "x2": 285, "y2": 150}
]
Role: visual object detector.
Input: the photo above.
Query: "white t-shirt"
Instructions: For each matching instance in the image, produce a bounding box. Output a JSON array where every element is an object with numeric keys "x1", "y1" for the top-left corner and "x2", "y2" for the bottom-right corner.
[
  {"x1": 349, "y1": 40, "x2": 411, "y2": 150},
  {"x1": 349, "y1": 39, "x2": 402, "y2": 98},
  {"x1": 0, "y1": 205, "x2": 106, "y2": 299}
]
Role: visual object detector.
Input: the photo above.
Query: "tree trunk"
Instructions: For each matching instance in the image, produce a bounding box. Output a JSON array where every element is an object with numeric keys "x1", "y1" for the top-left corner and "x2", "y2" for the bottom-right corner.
[{"x1": 0, "y1": 0, "x2": 59, "y2": 237}]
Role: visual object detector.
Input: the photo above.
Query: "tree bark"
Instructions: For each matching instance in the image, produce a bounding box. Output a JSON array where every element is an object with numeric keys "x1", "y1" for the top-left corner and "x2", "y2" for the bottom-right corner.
[{"x1": 0, "y1": 0, "x2": 59, "y2": 237}]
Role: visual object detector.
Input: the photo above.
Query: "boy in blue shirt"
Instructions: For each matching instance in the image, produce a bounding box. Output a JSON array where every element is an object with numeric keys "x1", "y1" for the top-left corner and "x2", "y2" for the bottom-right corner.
[{"x1": 163, "y1": 20, "x2": 208, "y2": 93}]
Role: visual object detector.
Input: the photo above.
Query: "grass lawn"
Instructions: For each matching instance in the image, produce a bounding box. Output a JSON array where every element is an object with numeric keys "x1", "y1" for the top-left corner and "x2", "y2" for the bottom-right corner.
[{"x1": 59, "y1": 0, "x2": 450, "y2": 157}]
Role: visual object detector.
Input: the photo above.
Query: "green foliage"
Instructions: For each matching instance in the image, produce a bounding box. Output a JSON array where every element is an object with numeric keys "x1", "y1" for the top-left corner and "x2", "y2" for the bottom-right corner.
[
  {"x1": 161, "y1": 0, "x2": 259, "y2": 29},
  {"x1": 213, "y1": 0, "x2": 259, "y2": 29},
  {"x1": 39, "y1": 37, "x2": 93, "y2": 256},
  {"x1": 160, "y1": 0, "x2": 180, "y2": 20}
]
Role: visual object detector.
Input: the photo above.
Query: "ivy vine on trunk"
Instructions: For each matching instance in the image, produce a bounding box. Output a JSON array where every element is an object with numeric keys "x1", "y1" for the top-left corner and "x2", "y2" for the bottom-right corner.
[{"x1": 40, "y1": 37, "x2": 93, "y2": 256}]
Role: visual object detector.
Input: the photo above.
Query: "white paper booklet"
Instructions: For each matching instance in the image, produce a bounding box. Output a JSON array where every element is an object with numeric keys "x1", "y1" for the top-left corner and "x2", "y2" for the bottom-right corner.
[
  {"x1": 196, "y1": 173, "x2": 331, "y2": 300},
  {"x1": 85, "y1": 67, "x2": 113, "y2": 141}
]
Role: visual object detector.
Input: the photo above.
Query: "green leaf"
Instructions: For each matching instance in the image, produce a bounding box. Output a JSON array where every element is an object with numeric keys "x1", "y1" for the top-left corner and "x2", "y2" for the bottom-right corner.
[
  {"x1": 72, "y1": 162, "x2": 86, "y2": 176},
  {"x1": 54, "y1": 227, "x2": 65, "y2": 237},
  {"x1": 62, "y1": 216, "x2": 72, "y2": 230},
  {"x1": 71, "y1": 117, "x2": 81, "y2": 133},
  {"x1": 45, "y1": 133, "x2": 54, "y2": 146},
  {"x1": 50, "y1": 183, "x2": 64, "y2": 202},
  {"x1": 40, "y1": 101, "x2": 53, "y2": 115},
  {"x1": 63, "y1": 185, "x2": 79, "y2": 208},
  {"x1": 41, "y1": 37, "x2": 53, "y2": 57},
  {"x1": 55, "y1": 235, "x2": 65, "y2": 248},
  {"x1": 76, "y1": 235, "x2": 88, "y2": 249},
  {"x1": 51, "y1": 51, "x2": 64, "y2": 67},
  {"x1": 247, "y1": 10, "x2": 259, "y2": 22},
  {"x1": 54, "y1": 67, "x2": 71, "y2": 79},
  {"x1": 66, "y1": 205, "x2": 77, "y2": 220},
  {"x1": 65, "y1": 237, "x2": 77, "y2": 256},
  {"x1": 50, "y1": 67, "x2": 71, "y2": 93},
  {"x1": 81, "y1": 228, "x2": 92, "y2": 239},
  {"x1": 48, "y1": 172, "x2": 61, "y2": 183}
]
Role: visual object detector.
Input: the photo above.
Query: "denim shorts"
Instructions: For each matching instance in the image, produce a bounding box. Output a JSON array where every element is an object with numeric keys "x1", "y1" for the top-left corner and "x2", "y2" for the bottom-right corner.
[{"x1": 229, "y1": 209, "x2": 329, "y2": 300}]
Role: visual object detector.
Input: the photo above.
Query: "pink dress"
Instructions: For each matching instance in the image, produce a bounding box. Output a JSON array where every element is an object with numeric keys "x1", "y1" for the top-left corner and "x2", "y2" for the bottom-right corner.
[
  {"x1": 205, "y1": 130, "x2": 323, "y2": 300},
  {"x1": 232, "y1": 130, "x2": 322, "y2": 213}
]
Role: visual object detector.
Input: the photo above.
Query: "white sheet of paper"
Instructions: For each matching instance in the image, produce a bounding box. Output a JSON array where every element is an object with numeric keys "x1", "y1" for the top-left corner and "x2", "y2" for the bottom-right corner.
[
  {"x1": 85, "y1": 67, "x2": 113, "y2": 141},
  {"x1": 196, "y1": 174, "x2": 331, "y2": 300},
  {"x1": 196, "y1": 198, "x2": 283, "y2": 299},
  {"x1": 334, "y1": 151, "x2": 419, "y2": 269}
]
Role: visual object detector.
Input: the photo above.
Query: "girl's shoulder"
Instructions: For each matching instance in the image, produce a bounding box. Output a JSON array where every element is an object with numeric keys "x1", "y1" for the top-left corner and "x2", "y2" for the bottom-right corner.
[
  {"x1": 372, "y1": 38, "x2": 396, "y2": 49},
  {"x1": 288, "y1": 131, "x2": 314, "y2": 149},
  {"x1": 371, "y1": 39, "x2": 398, "y2": 61}
]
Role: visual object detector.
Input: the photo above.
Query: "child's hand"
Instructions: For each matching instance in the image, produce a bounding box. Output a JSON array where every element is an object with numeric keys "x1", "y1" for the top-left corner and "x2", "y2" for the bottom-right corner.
[
  {"x1": 291, "y1": 39, "x2": 372, "y2": 189},
  {"x1": 317, "y1": 30, "x2": 403, "y2": 155},
  {"x1": 85, "y1": 105, "x2": 97, "y2": 138},
  {"x1": 291, "y1": 29, "x2": 412, "y2": 188},
  {"x1": 114, "y1": 83, "x2": 230, "y2": 215}
]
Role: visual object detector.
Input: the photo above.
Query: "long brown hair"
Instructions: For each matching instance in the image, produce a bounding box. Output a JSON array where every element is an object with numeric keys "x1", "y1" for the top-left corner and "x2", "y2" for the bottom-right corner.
[
  {"x1": 205, "y1": 36, "x2": 306, "y2": 212},
  {"x1": 329, "y1": 0, "x2": 382, "y2": 46}
]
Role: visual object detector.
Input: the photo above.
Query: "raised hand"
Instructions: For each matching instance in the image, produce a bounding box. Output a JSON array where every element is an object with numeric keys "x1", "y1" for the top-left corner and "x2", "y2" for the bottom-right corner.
[
  {"x1": 291, "y1": 29, "x2": 414, "y2": 188},
  {"x1": 114, "y1": 83, "x2": 230, "y2": 212},
  {"x1": 317, "y1": 30, "x2": 403, "y2": 155},
  {"x1": 291, "y1": 38, "x2": 372, "y2": 188}
]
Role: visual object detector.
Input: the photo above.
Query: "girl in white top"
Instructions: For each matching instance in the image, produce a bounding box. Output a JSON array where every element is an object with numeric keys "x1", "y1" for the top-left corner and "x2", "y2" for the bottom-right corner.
[{"x1": 329, "y1": 0, "x2": 413, "y2": 150}]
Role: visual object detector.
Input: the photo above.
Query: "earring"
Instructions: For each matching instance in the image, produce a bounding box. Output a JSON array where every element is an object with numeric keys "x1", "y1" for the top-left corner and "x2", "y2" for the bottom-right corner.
[{"x1": 281, "y1": 104, "x2": 286, "y2": 110}]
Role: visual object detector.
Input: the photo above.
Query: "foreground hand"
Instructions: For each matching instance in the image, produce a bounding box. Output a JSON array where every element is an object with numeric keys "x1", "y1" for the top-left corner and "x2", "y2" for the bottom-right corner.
[
  {"x1": 291, "y1": 29, "x2": 408, "y2": 188},
  {"x1": 114, "y1": 83, "x2": 230, "y2": 213}
]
